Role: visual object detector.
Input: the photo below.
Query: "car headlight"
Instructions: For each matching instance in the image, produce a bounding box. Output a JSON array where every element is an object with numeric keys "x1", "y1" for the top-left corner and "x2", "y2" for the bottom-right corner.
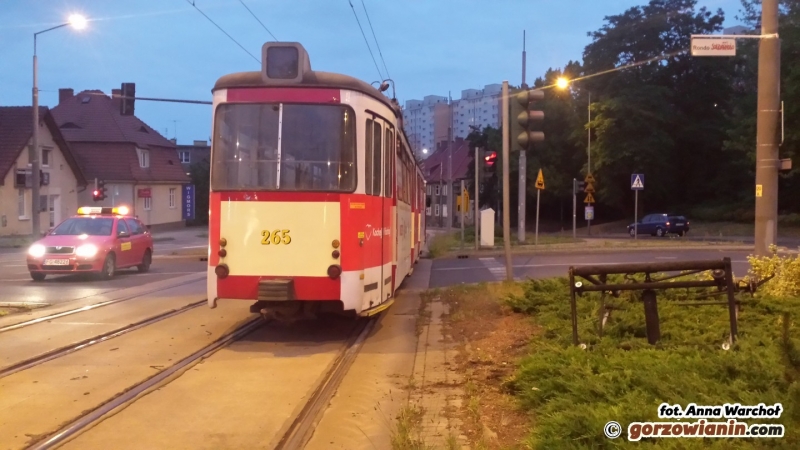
[
  {"x1": 76, "y1": 244, "x2": 99, "y2": 258},
  {"x1": 29, "y1": 244, "x2": 46, "y2": 258}
]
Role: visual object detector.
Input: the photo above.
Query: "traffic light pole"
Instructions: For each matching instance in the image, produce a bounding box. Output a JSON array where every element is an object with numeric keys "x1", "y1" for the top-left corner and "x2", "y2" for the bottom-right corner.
[
  {"x1": 754, "y1": 0, "x2": 780, "y2": 257},
  {"x1": 460, "y1": 180, "x2": 465, "y2": 248},
  {"x1": 518, "y1": 151, "x2": 526, "y2": 243},
  {"x1": 572, "y1": 178, "x2": 577, "y2": 240},
  {"x1": 502, "y1": 81, "x2": 513, "y2": 281}
]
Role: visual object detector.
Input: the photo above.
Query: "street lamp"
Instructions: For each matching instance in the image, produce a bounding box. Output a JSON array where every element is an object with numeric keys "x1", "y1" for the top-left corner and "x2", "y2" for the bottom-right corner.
[
  {"x1": 31, "y1": 14, "x2": 87, "y2": 236},
  {"x1": 422, "y1": 148, "x2": 428, "y2": 154},
  {"x1": 556, "y1": 77, "x2": 592, "y2": 175}
]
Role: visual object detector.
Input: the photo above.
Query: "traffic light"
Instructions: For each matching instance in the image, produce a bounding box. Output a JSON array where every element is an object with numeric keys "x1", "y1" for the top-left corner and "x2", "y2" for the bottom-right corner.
[
  {"x1": 93, "y1": 179, "x2": 107, "y2": 201},
  {"x1": 120, "y1": 83, "x2": 135, "y2": 116},
  {"x1": 573, "y1": 179, "x2": 585, "y2": 195},
  {"x1": 509, "y1": 88, "x2": 545, "y2": 152},
  {"x1": 484, "y1": 150, "x2": 497, "y2": 168}
]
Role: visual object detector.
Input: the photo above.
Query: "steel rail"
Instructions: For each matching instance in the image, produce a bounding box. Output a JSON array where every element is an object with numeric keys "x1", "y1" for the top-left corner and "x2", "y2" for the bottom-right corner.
[{"x1": 0, "y1": 300, "x2": 206, "y2": 379}]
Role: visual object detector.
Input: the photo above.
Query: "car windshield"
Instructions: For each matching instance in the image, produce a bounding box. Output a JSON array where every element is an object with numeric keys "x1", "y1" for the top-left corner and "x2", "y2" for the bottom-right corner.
[{"x1": 50, "y1": 217, "x2": 114, "y2": 236}]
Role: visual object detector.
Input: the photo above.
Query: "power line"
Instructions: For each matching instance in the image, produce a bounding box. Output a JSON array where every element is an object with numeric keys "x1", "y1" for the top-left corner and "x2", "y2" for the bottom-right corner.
[
  {"x1": 237, "y1": 0, "x2": 278, "y2": 41},
  {"x1": 347, "y1": 0, "x2": 383, "y2": 80},
  {"x1": 359, "y1": 0, "x2": 390, "y2": 80},
  {"x1": 185, "y1": 0, "x2": 260, "y2": 65}
]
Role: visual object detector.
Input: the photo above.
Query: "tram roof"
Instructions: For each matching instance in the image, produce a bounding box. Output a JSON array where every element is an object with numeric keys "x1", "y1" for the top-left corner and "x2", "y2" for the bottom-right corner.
[{"x1": 213, "y1": 70, "x2": 399, "y2": 114}]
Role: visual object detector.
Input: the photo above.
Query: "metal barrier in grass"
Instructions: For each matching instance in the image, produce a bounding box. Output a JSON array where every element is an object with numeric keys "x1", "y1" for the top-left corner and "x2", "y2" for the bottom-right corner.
[{"x1": 568, "y1": 258, "x2": 773, "y2": 347}]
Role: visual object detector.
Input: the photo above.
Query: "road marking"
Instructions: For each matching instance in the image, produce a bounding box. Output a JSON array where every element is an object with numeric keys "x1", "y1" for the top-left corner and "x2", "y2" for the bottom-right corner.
[{"x1": 479, "y1": 257, "x2": 506, "y2": 281}]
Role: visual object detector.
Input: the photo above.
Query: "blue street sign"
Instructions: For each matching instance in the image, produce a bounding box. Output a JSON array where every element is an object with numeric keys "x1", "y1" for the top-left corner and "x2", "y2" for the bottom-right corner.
[
  {"x1": 585, "y1": 206, "x2": 595, "y2": 221},
  {"x1": 631, "y1": 174, "x2": 644, "y2": 190},
  {"x1": 182, "y1": 184, "x2": 195, "y2": 220}
]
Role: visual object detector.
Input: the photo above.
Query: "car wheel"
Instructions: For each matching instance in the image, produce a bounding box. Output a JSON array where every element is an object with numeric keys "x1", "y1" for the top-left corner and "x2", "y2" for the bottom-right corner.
[
  {"x1": 100, "y1": 253, "x2": 116, "y2": 280},
  {"x1": 629, "y1": 228, "x2": 636, "y2": 237},
  {"x1": 30, "y1": 272, "x2": 46, "y2": 282},
  {"x1": 678, "y1": 231, "x2": 685, "y2": 237},
  {"x1": 656, "y1": 228, "x2": 665, "y2": 237},
  {"x1": 137, "y1": 249, "x2": 152, "y2": 273}
]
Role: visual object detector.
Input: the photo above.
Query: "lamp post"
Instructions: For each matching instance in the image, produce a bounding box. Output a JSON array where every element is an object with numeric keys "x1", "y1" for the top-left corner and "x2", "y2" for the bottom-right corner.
[
  {"x1": 557, "y1": 77, "x2": 593, "y2": 234},
  {"x1": 31, "y1": 14, "x2": 87, "y2": 237}
]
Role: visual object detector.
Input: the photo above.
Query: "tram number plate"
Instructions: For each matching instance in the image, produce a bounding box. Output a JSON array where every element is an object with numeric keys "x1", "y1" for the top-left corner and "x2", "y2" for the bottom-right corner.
[
  {"x1": 261, "y1": 229, "x2": 292, "y2": 245},
  {"x1": 44, "y1": 259, "x2": 70, "y2": 265}
]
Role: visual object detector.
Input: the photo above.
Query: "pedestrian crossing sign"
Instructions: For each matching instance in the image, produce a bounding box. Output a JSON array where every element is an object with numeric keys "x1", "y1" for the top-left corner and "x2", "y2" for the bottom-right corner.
[{"x1": 631, "y1": 174, "x2": 644, "y2": 190}]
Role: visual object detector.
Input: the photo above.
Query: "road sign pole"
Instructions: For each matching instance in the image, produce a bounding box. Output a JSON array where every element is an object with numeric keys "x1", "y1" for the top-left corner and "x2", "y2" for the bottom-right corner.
[
  {"x1": 634, "y1": 190, "x2": 638, "y2": 240},
  {"x1": 460, "y1": 180, "x2": 465, "y2": 249},
  {"x1": 475, "y1": 147, "x2": 480, "y2": 251},
  {"x1": 572, "y1": 178, "x2": 576, "y2": 240},
  {"x1": 535, "y1": 189, "x2": 541, "y2": 245}
]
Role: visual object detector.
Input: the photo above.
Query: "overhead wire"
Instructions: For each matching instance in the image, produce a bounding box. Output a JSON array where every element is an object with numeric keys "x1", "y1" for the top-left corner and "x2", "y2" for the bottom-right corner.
[
  {"x1": 359, "y1": 0, "x2": 391, "y2": 80},
  {"x1": 237, "y1": 0, "x2": 278, "y2": 41},
  {"x1": 185, "y1": 0, "x2": 260, "y2": 65},
  {"x1": 348, "y1": 0, "x2": 383, "y2": 81}
]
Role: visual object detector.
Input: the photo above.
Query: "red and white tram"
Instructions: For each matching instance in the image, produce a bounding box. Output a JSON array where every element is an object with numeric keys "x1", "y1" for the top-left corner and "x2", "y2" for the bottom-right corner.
[{"x1": 207, "y1": 42, "x2": 426, "y2": 319}]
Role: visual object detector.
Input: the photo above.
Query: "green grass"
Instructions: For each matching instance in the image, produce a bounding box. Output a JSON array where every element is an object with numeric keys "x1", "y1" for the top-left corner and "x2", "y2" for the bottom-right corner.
[
  {"x1": 390, "y1": 405, "x2": 431, "y2": 450},
  {"x1": 501, "y1": 274, "x2": 800, "y2": 449}
]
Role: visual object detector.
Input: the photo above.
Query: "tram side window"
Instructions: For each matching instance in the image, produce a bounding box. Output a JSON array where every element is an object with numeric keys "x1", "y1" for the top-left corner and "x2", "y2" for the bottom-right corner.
[
  {"x1": 365, "y1": 119, "x2": 374, "y2": 195},
  {"x1": 372, "y1": 121, "x2": 382, "y2": 196},
  {"x1": 384, "y1": 128, "x2": 393, "y2": 198}
]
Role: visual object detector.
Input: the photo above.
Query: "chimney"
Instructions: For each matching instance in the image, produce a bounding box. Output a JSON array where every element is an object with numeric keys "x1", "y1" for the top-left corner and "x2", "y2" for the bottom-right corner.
[
  {"x1": 59, "y1": 88, "x2": 74, "y2": 104},
  {"x1": 111, "y1": 88, "x2": 122, "y2": 112},
  {"x1": 170, "y1": 138, "x2": 177, "y2": 144},
  {"x1": 193, "y1": 140, "x2": 207, "y2": 147}
]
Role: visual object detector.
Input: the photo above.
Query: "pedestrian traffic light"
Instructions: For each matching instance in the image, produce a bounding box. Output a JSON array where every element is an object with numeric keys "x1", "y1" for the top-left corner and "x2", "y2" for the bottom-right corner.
[
  {"x1": 509, "y1": 88, "x2": 545, "y2": 152},
  {"x1": 93, "y1": 179, "x2": 107, "y2": 201},
  {"x1": 120, "y1": 82, "x2": 135, "y2": 116}
]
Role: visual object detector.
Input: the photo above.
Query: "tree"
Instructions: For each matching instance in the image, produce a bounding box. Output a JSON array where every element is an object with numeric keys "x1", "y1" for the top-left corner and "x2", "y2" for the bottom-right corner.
[{"x1": 188, "y1": 157, "x2": 209, "y2": 225}]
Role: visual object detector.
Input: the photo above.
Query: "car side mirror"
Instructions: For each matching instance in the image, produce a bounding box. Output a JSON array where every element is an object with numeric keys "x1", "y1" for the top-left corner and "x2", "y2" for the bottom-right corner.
[{"x1": 46, "y1": 227, "x2": 54, "y2": 235}]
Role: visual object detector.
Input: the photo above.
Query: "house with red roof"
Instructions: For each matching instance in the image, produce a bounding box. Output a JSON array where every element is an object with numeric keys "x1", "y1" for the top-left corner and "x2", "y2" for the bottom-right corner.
[
  {"x1": 0, "y1": 106, "x2": 87, "y2": 237},
  {"x1": 51, "y1": 88, "x2": 190, "y2": 227},
  {"x1": 420, "y1": 137, "x2": 476, "y2": 227}
]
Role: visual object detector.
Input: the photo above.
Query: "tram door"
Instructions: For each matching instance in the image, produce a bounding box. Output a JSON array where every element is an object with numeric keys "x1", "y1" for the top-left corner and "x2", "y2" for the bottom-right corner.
[{"x1": 365, "y1": 117, "x2": 388, "y2": 309}]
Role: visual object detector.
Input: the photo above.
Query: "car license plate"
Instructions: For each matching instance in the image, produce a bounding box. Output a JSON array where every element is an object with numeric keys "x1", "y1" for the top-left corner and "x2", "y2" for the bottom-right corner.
[
  {"x1": 675, "y1": 223, "x2": 684, "y2": 226},
  {"x1": 44, "y1": 259, "x2": 70, "y2": 265}
]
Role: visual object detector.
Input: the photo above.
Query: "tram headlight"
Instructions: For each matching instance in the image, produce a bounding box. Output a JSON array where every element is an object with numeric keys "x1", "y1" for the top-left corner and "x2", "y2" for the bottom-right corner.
[
  {"x1": 215, "y1": 264, "x2": 230, "y2": 279},
  {"x1": 327, "y1": 264, "x2": 342, "y2": 279},
  {"x1": 332, "y1": 239, "x2": 340, "y2": 249},
  {"x1": 219, "y1": 238, "x2": 227, "y2": 248}
]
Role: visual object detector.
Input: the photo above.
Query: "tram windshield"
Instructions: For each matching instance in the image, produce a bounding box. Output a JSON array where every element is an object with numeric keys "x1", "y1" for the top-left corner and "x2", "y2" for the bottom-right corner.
[{"x1": 211, "y1": 103, "x2": 356, "y2": 192}]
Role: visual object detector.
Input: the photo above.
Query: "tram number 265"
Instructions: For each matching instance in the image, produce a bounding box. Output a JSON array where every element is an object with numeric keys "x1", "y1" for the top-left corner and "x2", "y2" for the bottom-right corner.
[{"x1": 261, "y1": 230, "x2": 291, "y2": 245}]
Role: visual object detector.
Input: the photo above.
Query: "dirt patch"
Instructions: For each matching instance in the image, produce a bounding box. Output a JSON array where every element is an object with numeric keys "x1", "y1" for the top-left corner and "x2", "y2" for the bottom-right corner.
[{"x1": 426, "y1": 283, "x2": 535, "y2": 449}]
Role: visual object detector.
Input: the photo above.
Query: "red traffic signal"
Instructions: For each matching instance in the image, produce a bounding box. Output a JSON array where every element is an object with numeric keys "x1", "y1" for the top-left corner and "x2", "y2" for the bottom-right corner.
[{"x1": 484, "y1": 151, "x2": 497, "y2": 166}]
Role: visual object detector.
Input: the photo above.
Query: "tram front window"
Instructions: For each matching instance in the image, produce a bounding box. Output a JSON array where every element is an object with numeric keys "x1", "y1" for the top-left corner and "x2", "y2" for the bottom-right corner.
[{"x1": 211, "y1": 103, "x2": 356, "y2": 192}]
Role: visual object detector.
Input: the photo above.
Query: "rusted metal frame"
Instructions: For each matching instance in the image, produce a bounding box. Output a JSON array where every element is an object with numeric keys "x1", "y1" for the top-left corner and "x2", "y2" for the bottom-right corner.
[
  {"x1": 577, "y1": 279, "x2": 720, "y2": 293},
  {"x1": 648, "y1": 269, "x2": 708, "y2": 283},
  {"x1": 724, "y1": 258, "x2": 739, "y2": 343},
  {"x1": 572, "y1": 260, "x2": 726, "y2": 277},
  {"x1": 569, "y1": 267, "x2": 579, "y2": 346}
]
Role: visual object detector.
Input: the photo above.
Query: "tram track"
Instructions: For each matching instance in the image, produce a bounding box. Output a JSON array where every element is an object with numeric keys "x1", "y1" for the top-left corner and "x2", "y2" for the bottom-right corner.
[
  {"x1": 0, "y1": 276, "x2": 203, "y2": 334},
  {"x1": 24, "y1": 314, "x2": 379, "y2": 450},
  {"x1": 0, "y1": 300, "x2": 206, "y2": 379},
  {"x1": 27, "y1": 316, "x2": 267, "y2": 450}
]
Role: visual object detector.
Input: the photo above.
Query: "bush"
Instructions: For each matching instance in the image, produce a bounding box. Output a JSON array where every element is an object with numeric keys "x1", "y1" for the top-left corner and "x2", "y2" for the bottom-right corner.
[
  {"x1": 747, "y1": 245, "x2": 800, "y2": 298},
  {"x1": 503, "y1": 271, "x2": 800, "y2": 448}
]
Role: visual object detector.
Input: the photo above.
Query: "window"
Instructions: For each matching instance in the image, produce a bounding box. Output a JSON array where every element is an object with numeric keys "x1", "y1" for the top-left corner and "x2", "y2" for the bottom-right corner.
[
  {"x1": 144, "y1": 197, "x2": 152, "y2": 211},
  {"x1": 211, "y1": 103, "x2": 356, "y2": 192},
  {"x1": 48, "y1": 195, "x2": 57, "y2": 227},
  {"x1": 117, "y1": 219, "x2": 130, "y2": 236},
  {"x1": 434, "y1": 204, "x2": 440, "y2": 216},
  {"x1": 42, "y1": 148, "x2": 51, "y2": 167},
  {"x1": 435, "y1": 185, "x2": 440, "y2": 195},
  {"x1": 137, "y1": 148, "x2": 150, "y2": 168},
  {"x1": 179, "y1": 151, "x2": 191, "y2": 164},
  {"x1": 15, "y1": 169, "x2": 29, "y2": 188},
  {"x1": 426, "y1": 206, "x2": 431, "y2": 216},
  {"x1": 443, "y1": 185, "x2": 448, "y2": 196},
  {"x1": 51, "y1": 218, "x2": 114, "y2": 236},
  {"x1": 18, "y1": 189, "x2": 26, "y2": 219},
  {"x1": 125, "y1": 219, "x2": 144, "y2": 235},
  {"x1": 384, "y1": 127, "x2": 393, "y2": 198},
  {"x1": 169, "y1": 188, "x2": 176, "y2": 208}
]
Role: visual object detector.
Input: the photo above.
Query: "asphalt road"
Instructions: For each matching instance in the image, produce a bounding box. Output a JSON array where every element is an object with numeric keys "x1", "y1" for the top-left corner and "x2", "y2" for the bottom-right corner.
[
  {"x1": 429, "y1": 248, "x2": 754, "y2": 288},
  {"x1": 0, "y1": 254, "x2": 206, "y2": 307}
]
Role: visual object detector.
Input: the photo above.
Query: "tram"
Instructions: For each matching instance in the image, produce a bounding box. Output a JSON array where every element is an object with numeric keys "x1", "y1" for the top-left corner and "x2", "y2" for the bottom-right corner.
[{"x1": 206, "y1": 42, "x2": 427, "y2": 319}]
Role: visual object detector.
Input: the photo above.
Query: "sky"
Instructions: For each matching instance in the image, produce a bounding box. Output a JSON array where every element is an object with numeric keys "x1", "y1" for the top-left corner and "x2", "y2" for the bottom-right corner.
[{"x1": 1, "y1": 0, "x2": 746, "y2": 146}]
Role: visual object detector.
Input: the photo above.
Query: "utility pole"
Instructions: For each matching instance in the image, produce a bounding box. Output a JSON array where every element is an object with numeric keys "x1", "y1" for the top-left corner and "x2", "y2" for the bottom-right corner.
[
  {"x1": 755, "y1": 0, "x2": 781, "y2": 256},
  {"x1": 447, "y1": 92, "x2": 453, "y2": 231},
  {"x1": 460, "y1": 180, "x2": 465, "y2": 248},
  {"x1": 587, "y1": 91, "x2": 592, "y2": 236},
  {"x1": 502, "y1": 81, "x2": 513, "y2": 281},
  {"x1": 572, "y1": 178, "x2": 577, "y2": 240},
  {"x1": 518, "y1": 30, "x2": 527, "y2": 243},
  {"x1": 475, "y1": 146, "x2": 480, "y2": 251}
]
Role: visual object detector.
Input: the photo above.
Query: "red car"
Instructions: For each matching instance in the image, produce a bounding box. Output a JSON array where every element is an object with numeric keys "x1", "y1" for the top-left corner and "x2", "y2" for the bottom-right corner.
[{"x1": 26, "y1": 206, "x2": 154, "y2": 281}]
